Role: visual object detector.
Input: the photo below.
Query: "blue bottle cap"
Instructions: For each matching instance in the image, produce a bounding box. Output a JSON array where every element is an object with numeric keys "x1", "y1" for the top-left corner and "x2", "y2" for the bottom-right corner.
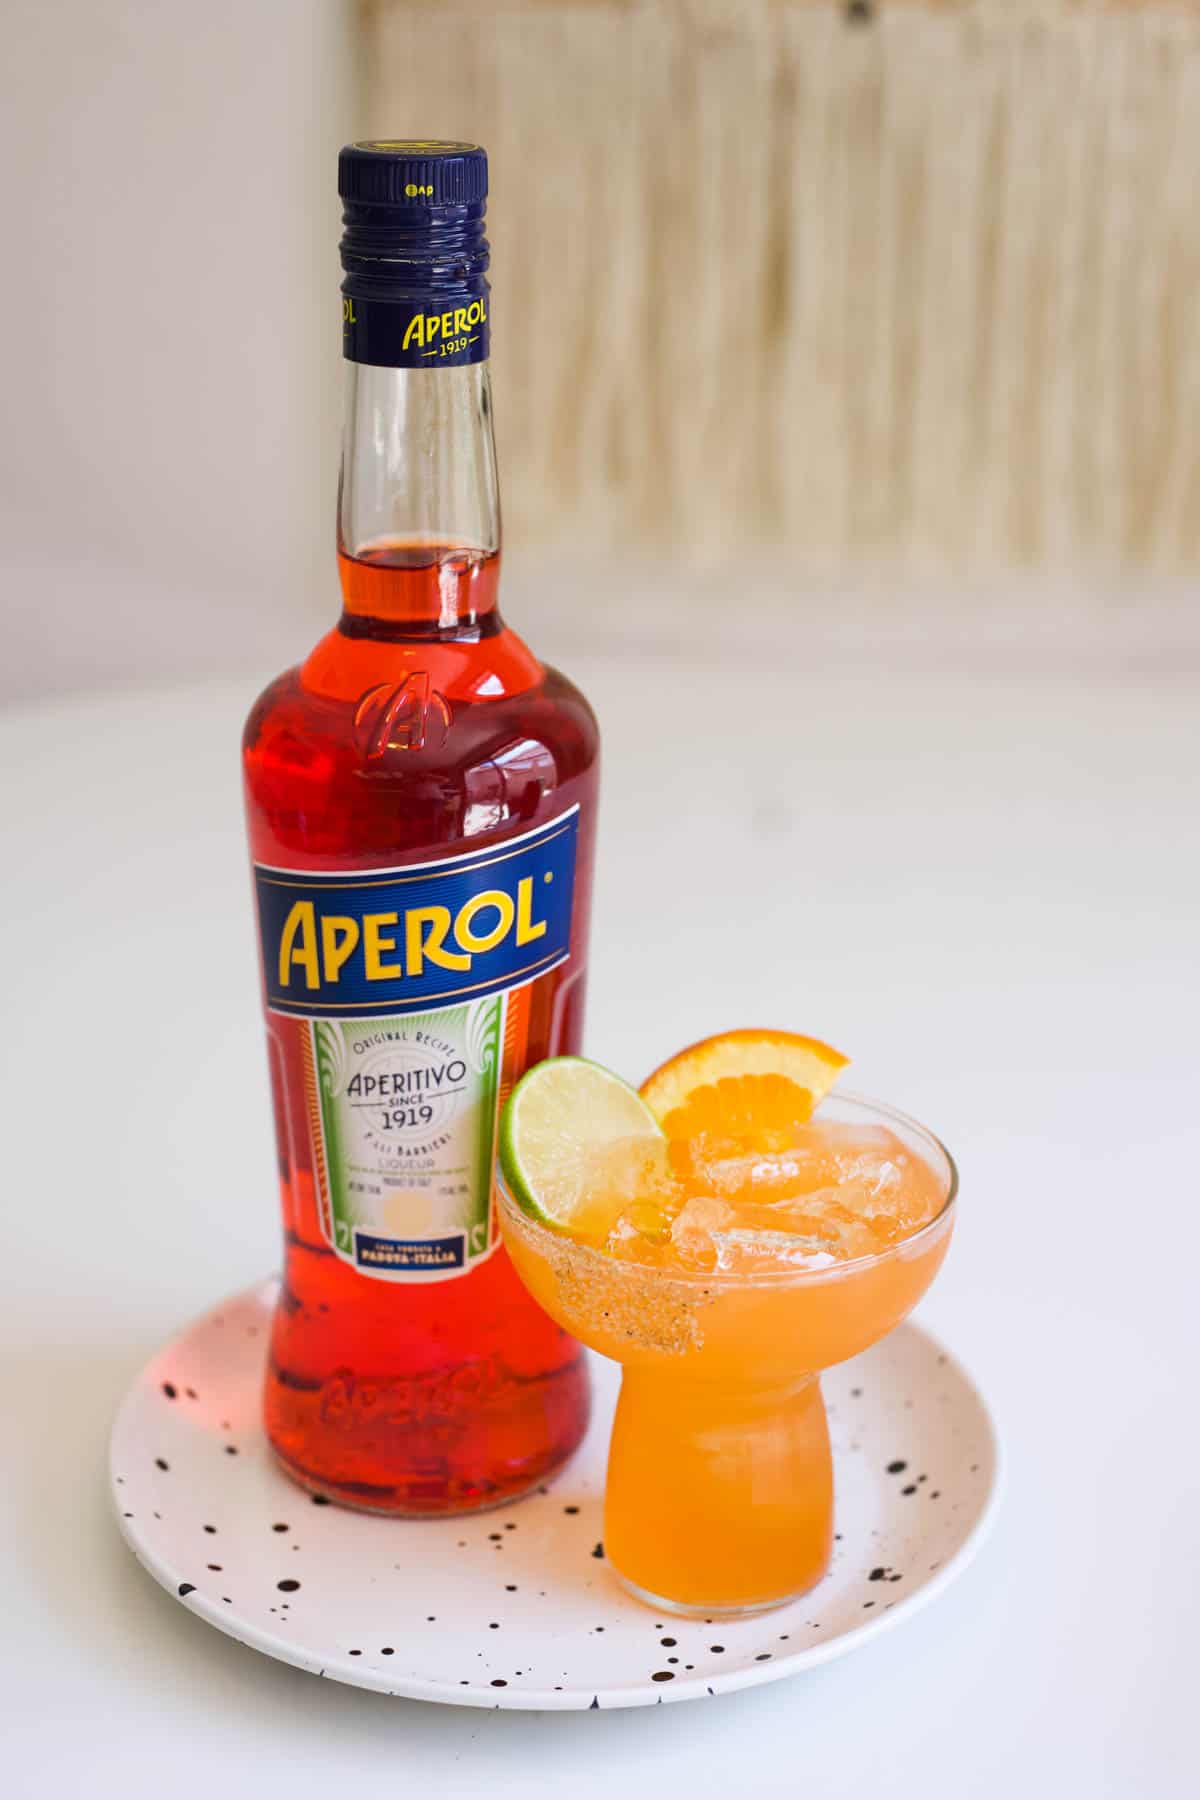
[
  {"x1": 338, "y1": 142, "x2": 491, "y2": 368},
  {"x1": 338, "y1": 141, "x2": 488, "y2": 211}
]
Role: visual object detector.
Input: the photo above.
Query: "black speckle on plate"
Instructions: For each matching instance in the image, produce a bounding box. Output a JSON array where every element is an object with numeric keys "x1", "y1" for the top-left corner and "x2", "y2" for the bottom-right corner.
[
  {"x1": 155, "y1": 1458, "x2": 169, "y2": 1472},
  {"x1": 178, "y1": 1583, "x2": 195, "y2": 1597},
  {"x1": 651, "y1": 1671, "x2": 674, "y2": 1683},
  {"x1": 887, "y1": 1459, "x2": 907, "y2": 1474},
  {"x1": 381, "y1": 1646, "x2": 394, "y2": 1656},
  {"x1": 162, "y1": 1382, "x2": 177, "y2": 1400},
  {"x1": 277, "y1": 1579, "x2": 301, "y2": 1592},
  {"x1": 564, "y1": 1505, "x2": 580, "y2": 1515},
  {"x1": 273, "y1": 1523, "x2": 289, "y2": 1533},
  {"x1": 204, "y1": 1524, "x2": 217, "y2": 1534},
  {"x1": 591, "y1": 1543, "x2": 604, "y2": 1559},
  {"x1": 311, "y1": 1494, "x2": 330, "y2": 1506},
  {"x1": 902, "y1": 1484, "x2": 918, "y2": 1496},
  {"x1": 492, "y1": 1678, "x2": 507, "y2": 1688},
  {"x1": 224, "y1": 1446, "x2": 238, "y2": 1456}
]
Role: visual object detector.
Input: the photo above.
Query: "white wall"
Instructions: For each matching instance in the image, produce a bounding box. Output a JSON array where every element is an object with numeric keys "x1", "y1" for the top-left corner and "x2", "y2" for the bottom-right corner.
[
  {"x1": 4, "y1": 2, "x2": 1196, "y2": 703},
  {"x1": 0, "y1": 0, "x2": 357, "y2": 702}
]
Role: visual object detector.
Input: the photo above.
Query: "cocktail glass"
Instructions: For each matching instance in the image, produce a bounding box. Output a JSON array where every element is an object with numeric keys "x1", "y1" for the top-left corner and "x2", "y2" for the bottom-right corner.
[{"x1": 497, "y1": 1091, "x2": 956, "y2": 1617}]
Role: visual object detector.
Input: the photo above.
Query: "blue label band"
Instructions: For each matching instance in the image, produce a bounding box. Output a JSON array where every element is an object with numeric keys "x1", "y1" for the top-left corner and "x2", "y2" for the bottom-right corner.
[
  {"x1": 342, "y1": 292, "x2": 490, "y2": 368},
  {"x1": 353, "y1": 1231, "x2": 465, "y2": 1273},
  {"x1": 255, "y1": 809, "x2": 578, "y2": 1019}
]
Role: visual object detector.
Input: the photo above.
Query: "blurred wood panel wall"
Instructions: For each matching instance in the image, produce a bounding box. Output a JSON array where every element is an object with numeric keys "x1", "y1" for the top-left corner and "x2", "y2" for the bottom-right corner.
[{"x1": 364, "y1": 0, "x2": 1200, "y2": 574}]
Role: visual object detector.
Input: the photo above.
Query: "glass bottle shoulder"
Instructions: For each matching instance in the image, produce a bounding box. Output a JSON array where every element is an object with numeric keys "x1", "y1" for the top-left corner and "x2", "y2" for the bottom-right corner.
[{"x1": 242, "y1": 622, "x2": 599, "y2": 868}]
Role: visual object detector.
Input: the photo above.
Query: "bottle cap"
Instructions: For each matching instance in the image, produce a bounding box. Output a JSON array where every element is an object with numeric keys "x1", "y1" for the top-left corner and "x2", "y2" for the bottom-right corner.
[
  {"x1": 338, "y1": 141, "x2": 488, "y2": 211},
  {"x1": 338, "y1": 142, "x2": 491, "y2": 369}
]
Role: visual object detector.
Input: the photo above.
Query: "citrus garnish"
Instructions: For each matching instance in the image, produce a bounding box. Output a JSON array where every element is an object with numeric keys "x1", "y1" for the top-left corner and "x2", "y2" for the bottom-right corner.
[
  {"x1": 639, "y1": 1028, "x2": 849, "y2": 1151},
  {"x1": 498, "y1": 1056, "x2": 666, "y2": 1242}
]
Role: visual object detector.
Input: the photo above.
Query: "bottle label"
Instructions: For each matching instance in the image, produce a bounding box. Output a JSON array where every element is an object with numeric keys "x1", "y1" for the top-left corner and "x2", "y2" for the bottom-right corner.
[
  {"x1": 301, "y1": 999, "x2": 505, "y2": 1282},
  {"x1": 342, "y1": 292, "x2": 490, "y2": 369},
  {"x1": 253, "y1": 810, "x2": 579, "y2": 1282}
]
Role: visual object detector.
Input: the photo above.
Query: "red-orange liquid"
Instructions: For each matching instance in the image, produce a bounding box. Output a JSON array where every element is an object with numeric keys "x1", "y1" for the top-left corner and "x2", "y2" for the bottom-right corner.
[{"x1": 242, "y1": 544, "x2": 598, "y2": 1512}]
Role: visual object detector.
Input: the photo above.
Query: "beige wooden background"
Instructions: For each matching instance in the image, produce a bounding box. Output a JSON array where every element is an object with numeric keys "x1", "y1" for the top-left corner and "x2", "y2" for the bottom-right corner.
[{"x1": 365, "y1": 0, "x2": 1200, "y2": 581}]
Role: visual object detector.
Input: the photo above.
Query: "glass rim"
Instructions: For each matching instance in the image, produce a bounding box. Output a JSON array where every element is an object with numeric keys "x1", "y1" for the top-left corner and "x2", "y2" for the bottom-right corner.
[{"x1": 495, "y1": 1088, "x2": 958, "y2": 1289}]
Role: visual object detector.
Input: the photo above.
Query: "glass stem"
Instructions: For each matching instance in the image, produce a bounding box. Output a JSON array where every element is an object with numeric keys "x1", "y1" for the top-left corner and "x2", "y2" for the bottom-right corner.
[{"x1": 604, "y1": 1368, "x2": 834, "y2": 1614}]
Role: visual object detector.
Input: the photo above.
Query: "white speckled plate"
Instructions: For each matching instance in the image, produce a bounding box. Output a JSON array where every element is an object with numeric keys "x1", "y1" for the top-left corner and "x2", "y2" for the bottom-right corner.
[{"x1": 110, "y1": 1279, "x2": 1000, "y2": 1709}]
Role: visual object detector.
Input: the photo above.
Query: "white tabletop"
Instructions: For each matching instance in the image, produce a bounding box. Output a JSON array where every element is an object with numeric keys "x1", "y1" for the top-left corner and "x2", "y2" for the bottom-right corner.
[{"x1": 1, "y1": 649, "x2": 1196, "y2": 1796}]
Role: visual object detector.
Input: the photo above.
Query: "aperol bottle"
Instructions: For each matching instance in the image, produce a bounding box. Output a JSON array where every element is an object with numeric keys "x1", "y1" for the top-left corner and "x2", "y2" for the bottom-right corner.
[{"x1": 242, "y1": 142, "x2": 597, "y2": 1513}]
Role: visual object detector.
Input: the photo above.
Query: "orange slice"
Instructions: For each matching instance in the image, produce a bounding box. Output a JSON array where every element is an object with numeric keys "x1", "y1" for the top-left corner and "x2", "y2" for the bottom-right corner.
[{"x1": 640, "y1": 1029, "x2": 849, "y2": 1150}]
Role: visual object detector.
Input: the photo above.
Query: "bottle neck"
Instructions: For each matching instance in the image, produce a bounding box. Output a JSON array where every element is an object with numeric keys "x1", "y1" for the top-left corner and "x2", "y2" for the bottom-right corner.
[{"x1": 337, "y1": 360, "x2": 501, "y2": 635}]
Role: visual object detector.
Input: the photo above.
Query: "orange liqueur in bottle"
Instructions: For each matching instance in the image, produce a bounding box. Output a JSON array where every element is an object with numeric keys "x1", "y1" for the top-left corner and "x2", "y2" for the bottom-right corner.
[{"x1": 242, "y1": 142, "x2": 597, "y2": 1513}]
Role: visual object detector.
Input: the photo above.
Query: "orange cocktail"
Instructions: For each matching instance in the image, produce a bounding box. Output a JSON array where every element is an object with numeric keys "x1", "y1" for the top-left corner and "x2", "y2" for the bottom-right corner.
[{"x1": 498, "y1": 1047, "x2": 956, "y2": 1617}]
